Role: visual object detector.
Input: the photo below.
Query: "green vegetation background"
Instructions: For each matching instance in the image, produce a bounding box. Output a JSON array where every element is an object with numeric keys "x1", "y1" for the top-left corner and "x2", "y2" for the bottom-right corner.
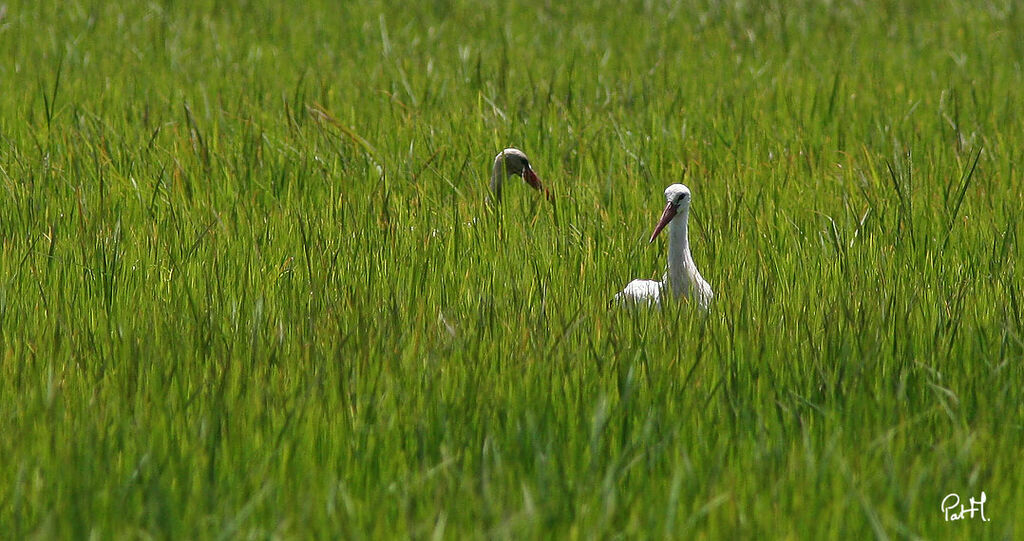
[{"x1": 0, "y1": 0, "x2": 1021, "y2": 538}]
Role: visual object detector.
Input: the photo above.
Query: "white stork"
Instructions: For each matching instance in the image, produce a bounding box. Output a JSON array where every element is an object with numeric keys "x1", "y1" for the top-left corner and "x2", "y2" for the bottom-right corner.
[{"x1": 614, "y1": 184, "x2": 713, "y2": 309}]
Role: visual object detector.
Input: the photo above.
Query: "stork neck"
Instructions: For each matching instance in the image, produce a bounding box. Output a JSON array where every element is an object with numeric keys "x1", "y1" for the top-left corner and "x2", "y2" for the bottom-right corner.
[
  {"x1": 666, "y1": 211, "x2": 693, "y2": 298},
  {"x1": 489, "y1": 154, "x2": 506, "y2": 202}
]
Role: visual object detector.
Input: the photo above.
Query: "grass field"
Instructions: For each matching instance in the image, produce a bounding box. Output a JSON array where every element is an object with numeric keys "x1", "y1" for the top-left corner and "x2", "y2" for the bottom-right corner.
[{"x1": 1, "y1": 0, "x2": 1022, "y2": 538}]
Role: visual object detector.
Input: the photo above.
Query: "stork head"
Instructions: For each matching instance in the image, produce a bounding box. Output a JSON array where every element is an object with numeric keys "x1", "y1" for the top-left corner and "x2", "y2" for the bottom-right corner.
[
  {"x1": 498, "y1": 148, "x2": 544, "y2": 191},
  {"x1": 649, "y1": 184, "x2": 691, "y2": 243}
]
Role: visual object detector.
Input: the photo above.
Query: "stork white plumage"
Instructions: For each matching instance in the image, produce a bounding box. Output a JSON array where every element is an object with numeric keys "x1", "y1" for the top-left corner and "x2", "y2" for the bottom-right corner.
[
  {"x1": 488, "y1": 148, "x2": 550, "y2": 203},
  {"x1": 614, "y1": 184, "x2": 713, "y2": 309}
]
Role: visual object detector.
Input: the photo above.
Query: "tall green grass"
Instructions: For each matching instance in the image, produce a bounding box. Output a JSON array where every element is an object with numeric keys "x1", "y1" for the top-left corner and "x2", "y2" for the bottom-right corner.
[{"x1": 0, "y1": 0, "x2": 1021, "y2": 538}]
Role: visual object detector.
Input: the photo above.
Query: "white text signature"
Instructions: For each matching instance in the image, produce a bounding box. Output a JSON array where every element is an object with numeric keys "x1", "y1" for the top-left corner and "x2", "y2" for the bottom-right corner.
[{"x1": 941, "y1": 492, "x2": 990, "y2": 522}]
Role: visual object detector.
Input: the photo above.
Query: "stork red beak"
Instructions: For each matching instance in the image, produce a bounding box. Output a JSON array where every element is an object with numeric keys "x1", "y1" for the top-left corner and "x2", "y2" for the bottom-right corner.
[
  {"x1": 649, "y1": 203, "x2": 677, "y2": 243},
  {"x1": 522, "y1": 166, "x2": 544, "y2": 191},
  {"x1": 523, "y1": 166, "x2": 554, "y2": 201}
]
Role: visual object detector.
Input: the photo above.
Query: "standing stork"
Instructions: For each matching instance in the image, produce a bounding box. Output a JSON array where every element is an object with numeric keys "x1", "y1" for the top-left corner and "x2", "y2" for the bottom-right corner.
[{"x1": 614, "y1": 184, "x2": 713, "y2": 309}]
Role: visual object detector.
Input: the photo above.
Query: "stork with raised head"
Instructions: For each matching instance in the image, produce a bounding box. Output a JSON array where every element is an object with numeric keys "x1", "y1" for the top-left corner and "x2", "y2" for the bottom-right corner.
[
  {"x1": 614, "y1": 184, "x2": 713, "y2": 309},
  {"x1": 489, "y1": 148, "x2": 549, "y2": 203}
]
